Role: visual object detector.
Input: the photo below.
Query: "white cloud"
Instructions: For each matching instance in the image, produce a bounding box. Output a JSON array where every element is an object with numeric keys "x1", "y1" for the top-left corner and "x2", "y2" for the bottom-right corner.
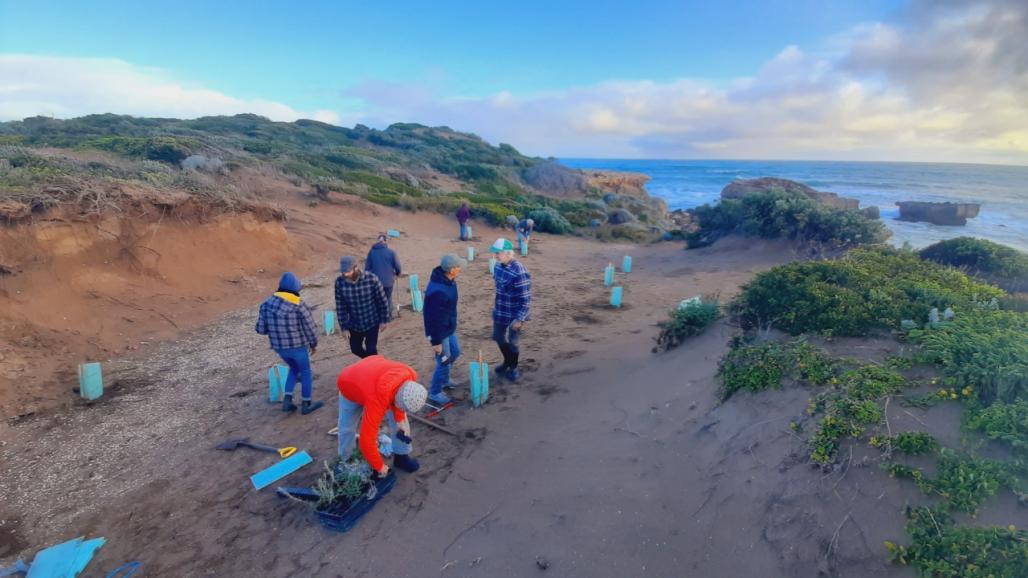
[
  {"x1": 0, "y1": 55, "x2": 335, "y2": 124},
  {"x1": 341, "y1": 0, "x2": 1028, "y2": 164}
]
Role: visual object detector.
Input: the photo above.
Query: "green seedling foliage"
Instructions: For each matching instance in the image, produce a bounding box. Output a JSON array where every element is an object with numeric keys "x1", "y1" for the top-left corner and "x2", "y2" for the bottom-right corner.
[
  {"x1": 888, "y1": 507, "x2": 1028, "y2": 578},
  {"x1": 872, "y1": 432, "x2": 939, "y2": 455},
  {"x1": 718, "y1": 338, "x2": 837, "y2": 400},
  {"x1": 655, "y1": 298, "x2": 721, "y2": 351},
  {"x1": 964, "y1": 399, "x2": 1028, "y2": 456}
]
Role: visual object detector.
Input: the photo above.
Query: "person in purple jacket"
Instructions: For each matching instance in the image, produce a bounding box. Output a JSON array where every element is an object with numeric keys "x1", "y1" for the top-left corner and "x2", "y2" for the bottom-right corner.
[{"x1": 456, "y1": 201, "x2": 471, "y2": 241}]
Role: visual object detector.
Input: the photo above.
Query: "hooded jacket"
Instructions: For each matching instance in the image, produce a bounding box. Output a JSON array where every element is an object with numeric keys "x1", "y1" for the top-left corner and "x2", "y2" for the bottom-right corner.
[
  {"x1": 365, "y1": 242, "x2": 402, "y2": 288},
  {"x1": 423, "y1": 266, "x2": 458, "y2": 346},
  {"x1": 336, "y1": 355, "x2": 417, "y2": 473}
]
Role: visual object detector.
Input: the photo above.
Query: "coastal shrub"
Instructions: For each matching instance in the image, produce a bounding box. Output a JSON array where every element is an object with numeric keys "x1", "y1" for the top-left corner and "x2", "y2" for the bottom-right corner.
[
  {"x1": 871, "y1": 432, "x2": 939, "y2": 456},
  {"x1": 888, "y1": 506, "x2": 1028, "y2": 578},
  {"x1": 964, "y1": 399, "x2": 1028, "y2": 456},
  {"x1": 920, "y1": 237, "x2": 1028, "y2": 291},
  {"x1": 718, "y1": 339, "x2": 836, "y2": 400},
  {"x1": 655, "y1": 298, "x2": 720, "y2": 351},
  {"x1": 685, "y1": 189, "x2": 889, "y2": 249},
  {"x1": 909, "y1": 309, "x2": 1028, "y2": 403},
  {"x1": 79, "y1": 136, "x2": 196, "y2": 164},
  {"x1": 734, "y1": 246, "x2": 1005, "y2": 336},
  {"x1": 526, "y1": 207, "x2": 573, "y2": 234}
]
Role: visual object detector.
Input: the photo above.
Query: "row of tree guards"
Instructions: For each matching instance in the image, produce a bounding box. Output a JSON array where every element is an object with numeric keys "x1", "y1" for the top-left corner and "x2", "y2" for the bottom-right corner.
[{"x1": 74, "y1": 244, "x2": 633, "y2": 410}]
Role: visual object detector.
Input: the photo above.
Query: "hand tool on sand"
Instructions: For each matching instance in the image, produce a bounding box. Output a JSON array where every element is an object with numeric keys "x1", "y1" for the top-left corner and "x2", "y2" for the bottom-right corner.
[
  {"x1": 424, "y1": 401, "x2": 455, "y2": 419},
  {"x1": 216, "y1": 438, "x2": 298, "y2": 458},
  {"x1": 251, "y1": 451, "x2": 313, "y2": 490}
]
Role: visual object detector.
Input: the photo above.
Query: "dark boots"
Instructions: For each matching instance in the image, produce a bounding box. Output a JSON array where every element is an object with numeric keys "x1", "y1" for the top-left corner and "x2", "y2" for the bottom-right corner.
[
  {"x1": 393, "y1": 453, "x2": 420, "y2": 473},
  {"x1": 282, "y1": 394, "x2": 297, "y2": 412},
  {"x1": 301, "y1": 400, "x2": 324, "y2": 415}
]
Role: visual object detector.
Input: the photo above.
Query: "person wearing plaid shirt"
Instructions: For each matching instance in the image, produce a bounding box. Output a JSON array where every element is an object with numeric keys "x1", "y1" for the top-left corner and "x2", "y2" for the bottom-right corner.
[
  {"x1": 488, "y1": 238, "x2": 532, "y2": 382},
  {"x1": 335, "y1": 255, "x2": 390, "y2": 358},
  {"x1": 255, "y1": 272, "x2": 323, "y2": 415}
]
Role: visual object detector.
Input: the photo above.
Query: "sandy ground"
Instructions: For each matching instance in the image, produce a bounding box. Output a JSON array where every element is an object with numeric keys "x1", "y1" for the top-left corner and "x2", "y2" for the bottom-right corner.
[{"x1": 3, "y1": 198, "x2": 1020, "y2": 576}]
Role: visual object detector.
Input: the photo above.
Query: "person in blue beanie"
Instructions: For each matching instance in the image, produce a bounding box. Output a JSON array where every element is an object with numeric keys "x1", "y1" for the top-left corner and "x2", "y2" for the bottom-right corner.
[
  {"x1": 365, "y1": 234, "x2": 402, "y2": 314},
  {"x1": 255, "y1": 272, "x2": 324, "y2": 414},
  {"x1": 423, "y1": 254, "x2": 466, "y2": 405}
]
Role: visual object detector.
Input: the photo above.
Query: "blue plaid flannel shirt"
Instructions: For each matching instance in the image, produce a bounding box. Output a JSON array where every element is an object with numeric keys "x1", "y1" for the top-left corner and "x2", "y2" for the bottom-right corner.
[
  {"x1": 493, "y1": 259, "x2": 532, "y2": 324},
  {"x1": 334, "y1": 271, "x2": 390, "y2": 332},
  {"x1": 255, "y1": 294, "x2": 318, "y2": 350}
]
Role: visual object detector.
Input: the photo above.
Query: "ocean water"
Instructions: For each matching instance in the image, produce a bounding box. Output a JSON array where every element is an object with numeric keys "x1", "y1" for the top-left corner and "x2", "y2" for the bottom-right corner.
[{"x1": 560, "y1": 159, "x2": 1028, "y2": 252}]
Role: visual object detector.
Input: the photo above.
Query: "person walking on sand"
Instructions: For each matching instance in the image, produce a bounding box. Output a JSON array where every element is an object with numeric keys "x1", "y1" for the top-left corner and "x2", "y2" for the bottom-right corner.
[
  {"x1": 423, "y1": 254, "x2": 466, "y2": 405},
  {"x1": 365, "y1": 234, "x2": 402, "y2": 314},
  {"x1": 255, "y1": 272, "x2": 324, "y2": 414},
  {"x1": 489, "y1": 238, "x2": 532, "y2": 382},
  {"x1": 505, "y1": 214, "x2": 519, "y2": 231},
  {"x1": 335, "y1": 256, "x2": 390, "y2": 358},
  {"x1": 336, "y1": 355, "x2": 427, "y2": 476},
  {"x1": 516, "y1": 218, "x2": 535, "y2": 254},
  {"x1": 456, "y1": 201, "x2": 471, "y2": 241}
]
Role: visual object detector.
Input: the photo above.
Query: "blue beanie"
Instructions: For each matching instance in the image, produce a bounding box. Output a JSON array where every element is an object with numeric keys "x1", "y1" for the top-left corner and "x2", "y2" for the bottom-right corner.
[{"x1": 278, "y1": 272, "x2": 301, "y2": 294}]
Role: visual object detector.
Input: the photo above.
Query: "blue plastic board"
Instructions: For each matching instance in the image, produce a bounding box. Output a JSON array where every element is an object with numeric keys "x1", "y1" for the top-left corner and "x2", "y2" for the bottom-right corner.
[
  {"x1": 324, "y1": 310, "x2": 336, "y2": 335},
  {"x1": 78, "y1": 363, "x2": 103, "y2": 401},
  {"x1": 622, "y1": 255, "x2": 633, "y2": 273},
  {"x1": 387, "y1": 229, "x2": 400, "y2": 238},
  {"x1": 604, "y1": 265, "x2": 614, "y2": 287},
  {"x1": 268, "y1": 364, "x2": 287, "y2": 403},
  {"x1": 251, "y1": 451, "x2": 313, "y2": 490},
  {"x1": 27, "y1": 536, "x2": 105, "y2": 578},
  {"x1": 610, "y1": 286, "x2": 623, "y2": 308}
]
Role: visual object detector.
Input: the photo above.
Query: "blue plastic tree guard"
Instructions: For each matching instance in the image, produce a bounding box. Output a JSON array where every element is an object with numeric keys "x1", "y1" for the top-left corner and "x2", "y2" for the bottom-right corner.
[
  {"x1": 324, "y1": 310, "x2": 336, "y2": 335},
  {"x1": 408, "y1": 274, "x2": 419, "y2": 295},
  {"x1": 466, "y1": 224, "x2": 473, "y2": 239},
  {"x1": 622, "y1": 255, "x2": 633, "y2": 273},
  {"x1": 469, "y1": 361, "x2": 490, "y2": 407},
  {"x1": 489, "y1": 258, "x2": 497, "y2": 274},
  {"x1": 387, "y1": 229, "x2": 401, "y2": 238},
  {"x1": 604, "y1": 264, "x2": 615, "y2": 287},
  {"x1": 610, "y1": 286, "x2": 623, "y2": 308},
  {"x1": 412, "y1": 289, "x2": 424, "y2": 312},
  {"x1": 268, "y1": 364, "x2": 288, "y2": 403},
  {"x1": 467, "y1": 246, "x2": 475, "y2": 261},
  {"x1": 78, "y1": 363, "x2": 103, "y2": 401}
]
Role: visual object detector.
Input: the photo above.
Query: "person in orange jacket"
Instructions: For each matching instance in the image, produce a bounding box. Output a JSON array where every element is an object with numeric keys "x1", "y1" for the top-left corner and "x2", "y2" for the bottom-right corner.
[{"x1": 336, "y1": 355, "x2": 428, "y2": 476}]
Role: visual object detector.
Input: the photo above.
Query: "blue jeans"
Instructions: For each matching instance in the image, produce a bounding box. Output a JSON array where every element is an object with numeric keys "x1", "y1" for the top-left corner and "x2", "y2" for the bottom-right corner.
[
  {"x1": 430, "y1": 333, "x2": 461, "y2": 395},
  {"x1": 337, "y1": 395, "x2": 412, "y2": 458},
  {"x1": 517, "y1": 231, "x2": 529, "y2": 253},
  {"x1": 459, "y1": 222, "x2": 469, "y2": 241},
  {"x1": 274, "y1": 347, "x2": 313, "y2": 400},
  {"x1": 492, "y1": 320, "x2": 521, "y2": 369}
]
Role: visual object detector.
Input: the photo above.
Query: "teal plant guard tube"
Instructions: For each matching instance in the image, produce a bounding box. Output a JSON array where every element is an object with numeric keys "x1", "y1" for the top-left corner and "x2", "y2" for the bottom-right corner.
[
  {"x1": 489, "y1": 258, "x2": 497, "y2": 274},
  {"x1": 481, "y1": 362, "x2": 489, "y2": 403},
  {"x1": 521, "y1": 243, "x2": 528, "y2": 257},
  {"x1": 469, "y1": 362, "x2": 482, "y2": 407},
  {"x1": 324, "y1": 310, "x2": 336, "y2": 335},
  {"x1": 268, "y1": 364, "x2": 288, "y2": 403},
  {"x1": 409, "y1": 274, "x2": 419, "y2": 295},
  {"x1": 78, "y1": 362, "x2": 103, "y2": 401},
  {"x1": 622, "y1": 255, "x2": 632, "y2": 273},
  {"x1": 610, "y1": 286, "x2": 623, "y2": 308},
  {"x1": 467, "y1": 246, "x2": 475, "y2": 261},
  {"x1": 387, "y1": 229, "x2": 401, "y2": 238},
  {"x1": 604, "y1": 263, "x2": 614, "y2": 287},
  {"x1": 467, "y1": 224, "x2": 473, "y2": 239},
  {"x1": 412, "y1": 289, "x2": 424, "y2": 312}
]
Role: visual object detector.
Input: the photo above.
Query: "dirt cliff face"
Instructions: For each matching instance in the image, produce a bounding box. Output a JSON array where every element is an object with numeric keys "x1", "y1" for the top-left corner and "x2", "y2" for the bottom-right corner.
[{"x1": 582, "y1": 169, "x2": 651, "y2": 199}]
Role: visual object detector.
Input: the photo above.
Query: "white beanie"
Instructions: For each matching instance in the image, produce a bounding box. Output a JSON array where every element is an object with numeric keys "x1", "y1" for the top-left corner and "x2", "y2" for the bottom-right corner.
[{"x1": 395, "y1": 381, "x2": 427, "y2": 413}]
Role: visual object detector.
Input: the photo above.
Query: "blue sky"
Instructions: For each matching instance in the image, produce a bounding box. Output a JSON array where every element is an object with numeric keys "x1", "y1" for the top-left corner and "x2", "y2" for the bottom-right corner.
[{"x1": 1, "y1": 0, "x2": 1026, "y2": 163}]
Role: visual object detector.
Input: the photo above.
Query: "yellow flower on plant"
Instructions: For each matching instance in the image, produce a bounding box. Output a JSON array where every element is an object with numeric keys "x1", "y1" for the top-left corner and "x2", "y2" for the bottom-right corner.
[
  {"x1": 950, "y1": 393, "x2": 958, "y2": 400},
  {"x1": 1009, "y1": 524, "x2": 1016, "y2": 532}
]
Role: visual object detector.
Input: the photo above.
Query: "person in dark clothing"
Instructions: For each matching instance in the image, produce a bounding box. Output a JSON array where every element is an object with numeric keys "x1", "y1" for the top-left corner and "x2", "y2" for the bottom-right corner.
[
  {"x1": 489, "y1": 238, "x2": 532, "y2": 382},
  {"x1": 255, "y1": 272, "x2": 323, "y2": 414},
  {"x1": 365, "y1": 235, "x2": 402, "y2": 314},
  {"x1": 456, "y1": 202, "x2": 471, "y2": 241},
  {"x1": 335, "y1": 256, "x2": 390, "y2": 358},
  {"x1": 516, "y1": 218, "x2": 535, "y2": 255},
  {"x1": 423, "y1": 254, "x2": 466, "y2": 405}
]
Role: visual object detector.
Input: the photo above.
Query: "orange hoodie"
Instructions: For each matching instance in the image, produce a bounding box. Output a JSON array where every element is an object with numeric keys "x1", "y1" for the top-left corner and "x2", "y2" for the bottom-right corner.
[{"x1": 336, "y1": 355, "x2": 418, "y2": 472}]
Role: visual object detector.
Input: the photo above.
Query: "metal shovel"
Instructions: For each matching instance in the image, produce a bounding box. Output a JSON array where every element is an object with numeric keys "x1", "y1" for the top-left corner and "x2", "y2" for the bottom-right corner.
[{"x1": 216, "y1": 438, "x2": 297, "y2": 458}]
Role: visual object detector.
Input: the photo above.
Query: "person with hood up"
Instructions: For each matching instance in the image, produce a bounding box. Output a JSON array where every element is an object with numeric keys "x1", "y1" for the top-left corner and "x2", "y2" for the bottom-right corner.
[
  {"x1": 335, "y1": 256, "x2": 390, "y2": 358},
  {"x1": 456, "y1": 201, "x2": 471, "y2": 241},
  {"x1": 255, "y1": 272, "x2": 324, "y2": 414},
  {"x1": 423, "y1": 254, "x2": 466, "y2": 405},
  {"x1": 365, "y1": 234, "x2": 402, "y2": 314},
  {"x1": 336, "y1": 355, "x2": 427, "y2": 476}
]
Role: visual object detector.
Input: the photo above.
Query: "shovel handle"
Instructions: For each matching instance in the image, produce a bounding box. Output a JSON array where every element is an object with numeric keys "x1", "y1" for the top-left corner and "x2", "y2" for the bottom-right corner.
[{"x1": 278, "y1": 446, "x2": 298, "y2": 458}]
